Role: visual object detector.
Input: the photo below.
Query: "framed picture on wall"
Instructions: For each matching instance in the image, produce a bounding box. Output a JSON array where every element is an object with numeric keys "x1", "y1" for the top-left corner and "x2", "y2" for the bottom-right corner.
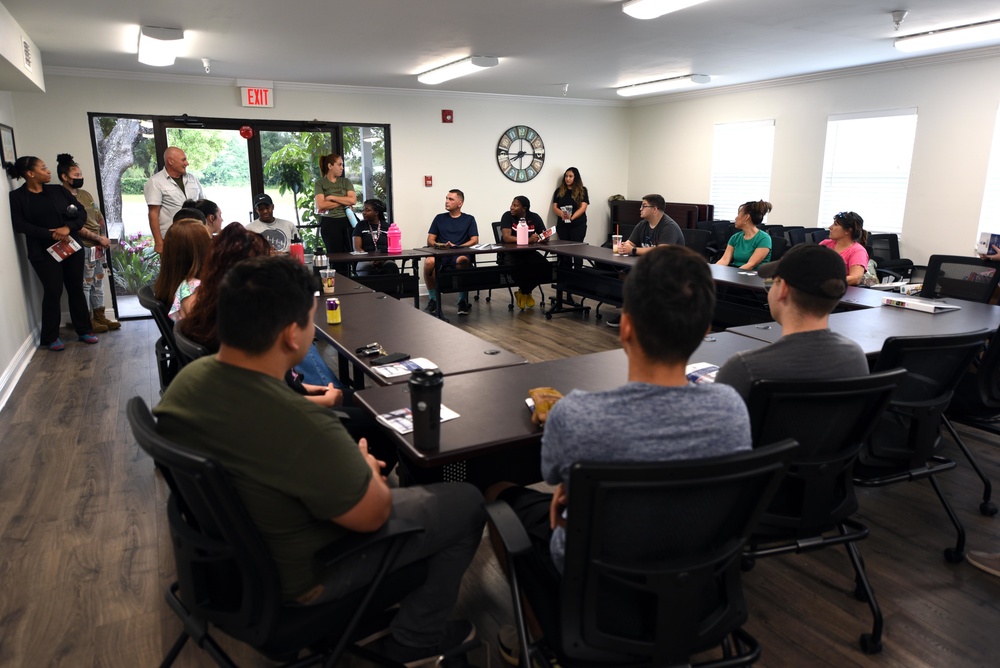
[{"x1": 1, "y1": 123, "x2": 16, "y2": 167}]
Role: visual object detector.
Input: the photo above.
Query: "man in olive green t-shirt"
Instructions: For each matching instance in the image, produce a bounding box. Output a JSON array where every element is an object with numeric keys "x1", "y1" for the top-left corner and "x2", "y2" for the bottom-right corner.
[{"x1": 154, "y1": 256, "x2": 484, "y2": 664}]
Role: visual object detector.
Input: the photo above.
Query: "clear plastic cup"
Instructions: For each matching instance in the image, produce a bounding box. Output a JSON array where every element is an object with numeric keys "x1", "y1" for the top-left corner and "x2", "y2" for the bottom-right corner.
[{"x1": 320, "y1": 269, "x2": 336, "y2": 294}]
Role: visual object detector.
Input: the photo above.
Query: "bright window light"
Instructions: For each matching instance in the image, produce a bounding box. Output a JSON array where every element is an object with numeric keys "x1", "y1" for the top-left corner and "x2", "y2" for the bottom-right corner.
[
  {"x1": 710, "y1": 120, "x2": 776, "y2": 220},
  {"x1": 817, "y1": 110, "x2": 918, "y2": 235},
  {"x1": 977, "y1": 103, "x2": 1000, "y2": 242}
]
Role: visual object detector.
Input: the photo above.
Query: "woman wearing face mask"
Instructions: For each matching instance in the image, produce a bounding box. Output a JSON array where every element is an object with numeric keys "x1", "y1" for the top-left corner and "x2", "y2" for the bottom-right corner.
[
  {"x1": 7, "y1": 155, "x2": 97, "y2": 350},
  {"x1": 57, "y1": 153, "x2": 120, "y2": 333},
  {"x1": 314, "y1": 153, "x2": 357, "y2": 275}
]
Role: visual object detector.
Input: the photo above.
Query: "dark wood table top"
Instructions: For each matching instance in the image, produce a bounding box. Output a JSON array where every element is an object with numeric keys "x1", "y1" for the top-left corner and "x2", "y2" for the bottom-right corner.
[
  {"x1": 727, "y1": 300, "x2": 1000, "y2": 355},
  {"x1": 312, "y1": 292, "x2": 527, "y2": 386},
  {"x1": 353, "y1": 349, "x2": 629, "y2": 466},
  {"x1": 323, "y1": 248, "x2": 432, "y2": 274},
  {"x1": 546, "y1": 242, "x2": 639, "y2": 268},
  {"x1": 354, "y1": 335, "x2": 771, "y2": 467},
  {"x1": 316, "y1": 274, "x2": 375, "y2": 297},
  {"x1": 709, "y1": 263, "x2": 767, "y2": 289}
]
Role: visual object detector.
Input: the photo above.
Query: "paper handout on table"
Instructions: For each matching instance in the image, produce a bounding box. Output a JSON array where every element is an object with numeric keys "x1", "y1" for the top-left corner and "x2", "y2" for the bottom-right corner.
[
  {"x1": 881, "y1": 295, "x2": 960, "y2": 314},
  {"x1": 372, "y1": 357, "x2": 439, "y2": 379},
  {"x1": 685, "y1": 362, "x2": 719, "y2": 384},
  {"x1": 376, "y1": 406, "x2": 460, "y2": 434}
]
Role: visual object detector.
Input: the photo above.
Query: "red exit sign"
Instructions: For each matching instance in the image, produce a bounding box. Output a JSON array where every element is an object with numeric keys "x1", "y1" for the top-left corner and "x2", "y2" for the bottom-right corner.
[{"x1": 241, "y1": 87, "x2": 273, "y2": 107}]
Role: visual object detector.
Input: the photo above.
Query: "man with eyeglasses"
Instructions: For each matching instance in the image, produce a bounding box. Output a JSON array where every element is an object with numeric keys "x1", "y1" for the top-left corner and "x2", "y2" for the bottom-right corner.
[
  {"x1": 607, "y1": 194, "x2": 683, "y2": 327},
  {"x1": 618, "y1": 194, "x2": 683, "y2": 257},
  {"x1": 715, "y1": 243, "x2": 868, "y2": 401}
]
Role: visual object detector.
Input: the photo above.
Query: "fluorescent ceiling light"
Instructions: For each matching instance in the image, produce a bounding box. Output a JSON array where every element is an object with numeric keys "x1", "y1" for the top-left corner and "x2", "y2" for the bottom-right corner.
[
  {"x1": 138, "y1": 26, "x2": 184, "y2": 66},
  {"x1": 622, "y1": 0, "x2": 711, "y2": 20},
  {"x1": 616, "y1": 74, "x2": 711, "y2": 97},
  {"x1": 417, "y1": 56, "x2": 499, "y2": 85},
  {"x1": 894, "y1": 19, "x2": 1000, "y2": 53}
]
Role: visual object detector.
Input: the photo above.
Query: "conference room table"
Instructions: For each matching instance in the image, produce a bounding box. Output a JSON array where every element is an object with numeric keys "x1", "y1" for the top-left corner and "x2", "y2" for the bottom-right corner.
[
  {"x1": 316, "y1": 274, "x2": 375, "y2": 297},
  {"x1": 323, "y1": 248, "x2": 431, "y2": 276},
  {"x1": 728, "y1": 298, "x2": 1000, "y2": 355},
  {"x1": 312, "y1": 291, "x2": 527, "y2": 389},
  {"x1": 353, "y1": 332, "x2": 769, "y2": 469}
]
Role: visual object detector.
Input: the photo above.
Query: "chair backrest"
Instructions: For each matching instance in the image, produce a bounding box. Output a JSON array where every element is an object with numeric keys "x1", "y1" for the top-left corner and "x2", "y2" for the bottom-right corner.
[
  {"x1": 173, "y1": 323, "x2": 211, "y2": 365},
  {"x1": 491, "y1": 220, "x2": 504, "y2": 244},
  {"x1": 806, "y1": 229, "x2": 829, "y2": 244},
  {"x1": 137, "y1": 283, "x2": 177, "y2": 347},
  {"x1": 746, "y1": 369, "x2": 907, "y2": 533},
  {"x1": 867, "y1": 332, "x2": 988, "y2": 466},
  {"x1": 769, "y1": 236, "x2": 789, "y2": 261},
  {"x1": 681, "y1": 227, "x2": 711, "y2": 256},
  {"x1": 920, "y1": 255, "x2": 1000, "y2": 303},
  {"x1": 783, "y1": 227, "x2": 806, "y2": 247},
  {"x1": 868, "y1": 233, "x2": 901, "y2": 262},
  {"x1": 559, "y1": 440, "x2": 798, "y2": 665},
  {"x1": 126, "y1": 397, "x2": 283, "y2": 646}
]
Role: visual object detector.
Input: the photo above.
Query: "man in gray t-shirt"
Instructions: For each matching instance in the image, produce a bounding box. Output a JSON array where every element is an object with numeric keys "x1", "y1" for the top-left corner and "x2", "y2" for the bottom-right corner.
[
  {"x1": 717, "y1": 243, "x2": 869, "y2": 400},
  {"x1": 488, "y1": 245, "x2": 751, "y2": 576},
  {"x1": 248, "y1": 193, "x2": 298, "y2": 253}
]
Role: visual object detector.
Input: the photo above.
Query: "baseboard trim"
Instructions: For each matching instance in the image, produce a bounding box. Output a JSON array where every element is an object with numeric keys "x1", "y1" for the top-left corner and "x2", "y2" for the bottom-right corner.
[{"x1": 0, "y1": 332, "x2": 39, "y2": 414}]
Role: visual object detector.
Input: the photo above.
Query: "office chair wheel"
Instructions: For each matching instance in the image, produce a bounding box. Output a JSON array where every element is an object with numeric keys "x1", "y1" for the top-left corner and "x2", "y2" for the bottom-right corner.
[
  {"x1": 860, "y1": 633, "x2": 883, "y2": 654},
  {"x1": 595, "y1": 313, "x2": 602, "y2": 321},
  {"x1": 980, "y1": 500, "x2": 997, "y2": 516},
  {"x1": 508, "y1": 303, "x2": 514, "y2": 311},
  {"x1": 740, "y1": 556, "x2": 756, "y2": 572},
  {"x1": 545, "y1": 313, "x2": 552, "y2": 320},
  {"x1": 944, "y1": 547, "x2": 965, "y2": 563}
]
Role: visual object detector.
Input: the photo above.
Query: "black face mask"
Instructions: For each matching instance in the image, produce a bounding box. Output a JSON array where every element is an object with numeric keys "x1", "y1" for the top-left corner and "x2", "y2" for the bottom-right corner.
[{"x1": 70, "y1": 178, "x2": 84, "y2": 189}]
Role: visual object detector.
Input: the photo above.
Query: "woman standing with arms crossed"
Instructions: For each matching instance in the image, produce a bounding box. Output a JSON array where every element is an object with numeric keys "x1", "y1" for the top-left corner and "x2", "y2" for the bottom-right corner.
[
  {"x1": 56, "y1": 153, "x2": 120, "y2": 333},
  {"x1": 715, "y1": 200, "x2": 773, "y2": 270},
  {"x1": 314, "y1": 153, "x2": 356, "y2": 276},
  {"x1": 552, "y1": 167, "x2": 590, "y2": 301},
  {"x1": 6, "y1": 156, "x2": 97, "y2": 350}
]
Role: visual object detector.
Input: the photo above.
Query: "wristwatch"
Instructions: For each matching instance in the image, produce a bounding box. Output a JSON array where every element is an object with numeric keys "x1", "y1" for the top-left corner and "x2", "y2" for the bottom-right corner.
[{"x1": 631, "y1": 247, "x2": 637, "y2": 256}]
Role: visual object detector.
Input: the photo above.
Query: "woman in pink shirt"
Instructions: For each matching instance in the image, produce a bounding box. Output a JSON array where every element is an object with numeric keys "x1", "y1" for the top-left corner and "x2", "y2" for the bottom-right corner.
[{"x1": 820, "y1": 211, "x2": 869, "y2": 286}]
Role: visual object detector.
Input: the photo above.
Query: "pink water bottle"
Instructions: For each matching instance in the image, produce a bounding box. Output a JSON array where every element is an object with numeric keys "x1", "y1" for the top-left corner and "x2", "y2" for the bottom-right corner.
[
  {"x1": 387, "y1": 222, "x2": 402, "y2": 254},
  {"x1": 516, "y1": 218, "x2": 529, "y2": 245}
]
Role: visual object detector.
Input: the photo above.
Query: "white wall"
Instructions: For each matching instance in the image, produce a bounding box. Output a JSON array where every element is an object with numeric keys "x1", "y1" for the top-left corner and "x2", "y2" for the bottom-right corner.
[
  {"x1": 0, "y1": 90, "x2": 40, "y2": 410},
  {"x1": 627, "y1": 54, "x2": 1000, "y2": 265},
  {"x1": 11, "y1": 74, "x2": 631, "y2": 252}
]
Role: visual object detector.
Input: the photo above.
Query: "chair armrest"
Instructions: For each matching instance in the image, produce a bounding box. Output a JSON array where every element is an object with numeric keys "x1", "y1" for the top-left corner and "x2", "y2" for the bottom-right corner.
[
  {"x1": 315, "y1": 518, "x2": 424, "y2": 567},
  {"x1": 485, "y1": 500, "x2": 533, "y2": 557}
]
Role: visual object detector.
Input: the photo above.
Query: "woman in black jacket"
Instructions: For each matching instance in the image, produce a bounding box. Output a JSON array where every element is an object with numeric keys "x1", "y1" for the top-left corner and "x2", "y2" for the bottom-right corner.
[{"x1": 6, "y1": 156, "x2": 96, "y2": 350}]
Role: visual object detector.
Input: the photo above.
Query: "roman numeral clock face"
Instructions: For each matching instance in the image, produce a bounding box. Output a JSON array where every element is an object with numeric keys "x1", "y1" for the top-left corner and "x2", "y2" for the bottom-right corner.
[{"x1": 496, "y1": 125, "x2": 545, "y2": 182}]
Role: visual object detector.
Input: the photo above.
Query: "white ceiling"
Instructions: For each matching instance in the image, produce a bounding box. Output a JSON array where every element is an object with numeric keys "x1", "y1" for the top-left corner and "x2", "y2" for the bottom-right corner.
[{"x1": 6, "y1": 0, "x2": 1000, "y2": 101}]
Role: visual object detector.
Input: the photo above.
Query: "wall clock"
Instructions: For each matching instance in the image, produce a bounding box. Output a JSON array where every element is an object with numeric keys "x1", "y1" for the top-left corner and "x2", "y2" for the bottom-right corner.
[{"x1": 496, "y1": 125, "x2": 545, "y2": 182}]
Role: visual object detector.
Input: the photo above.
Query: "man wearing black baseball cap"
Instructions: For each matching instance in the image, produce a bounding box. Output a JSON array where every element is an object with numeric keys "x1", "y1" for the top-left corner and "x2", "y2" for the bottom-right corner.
[
  {"x1": 716, "y1": 243, "x2": 869, "y2": 400},
  {"x1": 248, "y1": 193, "x2": 297, "y2": 253}
]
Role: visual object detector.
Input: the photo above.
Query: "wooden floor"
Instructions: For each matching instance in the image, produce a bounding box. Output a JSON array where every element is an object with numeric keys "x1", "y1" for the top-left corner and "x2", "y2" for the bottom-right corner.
[{"x1": 2, "y1": 294, "x2": 1000, "y2": 667}]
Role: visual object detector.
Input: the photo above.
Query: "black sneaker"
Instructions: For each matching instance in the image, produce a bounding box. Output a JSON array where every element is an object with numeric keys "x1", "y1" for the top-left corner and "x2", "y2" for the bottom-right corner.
[
  {"x1": 382, "y1": 620, "x2": 476, "y2": 667},
  {"x1": 606, "y1": 314, "x2": 621, "y2": 328},
  {"x1": 457, "y1": 300, "x2": 471, "y2": 316},
  {"x1": 424, "y1": 299, "x2": 437, "y2": 313}
]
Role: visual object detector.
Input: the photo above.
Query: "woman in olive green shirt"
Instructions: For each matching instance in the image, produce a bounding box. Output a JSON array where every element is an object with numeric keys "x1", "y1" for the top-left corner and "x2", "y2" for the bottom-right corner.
[{"x1": 314, "y1": 153, "x2": 356, "y2": 274}]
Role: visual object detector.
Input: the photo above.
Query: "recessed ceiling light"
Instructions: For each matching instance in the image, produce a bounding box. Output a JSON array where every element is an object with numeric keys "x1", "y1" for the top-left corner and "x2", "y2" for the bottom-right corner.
[
  {"x1": 622, "y1": 0, "x2": 711, "y2": 21},
  {"x1": 616, "y1": 74, "x2": 711, "y2": 97},
  {"x1": 137, "y1": 26, "x2": 184, "y2": 67},
  {"x1": 894, "y1": 19, "x2": 1000, "y2": 53},
  {"x1": 417, "y1": 56, "x2": 499, "y2": 85}
]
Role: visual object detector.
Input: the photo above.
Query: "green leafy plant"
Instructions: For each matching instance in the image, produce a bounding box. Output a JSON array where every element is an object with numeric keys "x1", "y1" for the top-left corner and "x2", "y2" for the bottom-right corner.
[{"x1": 111, "y1": 233, "x2": 160, "y2": 295}]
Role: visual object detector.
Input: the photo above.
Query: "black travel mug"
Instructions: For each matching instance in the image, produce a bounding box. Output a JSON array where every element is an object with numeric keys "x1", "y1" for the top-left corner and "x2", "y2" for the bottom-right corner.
[{"x1": 409, "y1": 369, "x2": 444, "y2": 451}]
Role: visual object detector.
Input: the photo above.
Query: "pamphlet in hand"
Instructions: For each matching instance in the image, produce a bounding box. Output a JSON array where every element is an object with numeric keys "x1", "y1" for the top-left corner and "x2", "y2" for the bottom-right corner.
[
  {"x1": 685, "y1": 362, "x2": 719, "y2": 384},
  {"x1": 376, "y1": 405, "x2": 460, "y2": 435},
  {"x1": 976, "y1": 232, "x2": 1000, "y2": 256},
  {"x1": 47, "y1": 237, "x2": 82, "y2": 262},
  {"x1": 372, "y1": 357, "x2": 439, "y2": 379},
  {"x1": 881, "y1": 295, "x2": 961, "y2": 314},
  {"x1": 537, "y1": 227, "x2": 555, "y2": 241}
]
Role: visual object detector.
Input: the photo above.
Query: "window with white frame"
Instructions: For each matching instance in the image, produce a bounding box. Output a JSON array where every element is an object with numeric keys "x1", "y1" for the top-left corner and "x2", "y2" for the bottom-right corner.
[
  {"x1": 977, "y1": 103, "x2": 1000, "y2": 240},
  {"x1": 817, "y1": 109, "x2": 917, "y2": 235},
  {"x1": 709, "y1": 120, "x2": 775, "y2": 221}
]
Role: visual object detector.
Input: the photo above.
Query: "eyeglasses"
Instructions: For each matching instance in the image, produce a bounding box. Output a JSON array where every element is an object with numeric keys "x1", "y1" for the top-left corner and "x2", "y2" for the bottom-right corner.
[
  {"x1": 639, "y1": 204, "x2": 653, "y2": 209},
  {"x1": 763, "y1": 276, "x2": 780, "y2": 292}
]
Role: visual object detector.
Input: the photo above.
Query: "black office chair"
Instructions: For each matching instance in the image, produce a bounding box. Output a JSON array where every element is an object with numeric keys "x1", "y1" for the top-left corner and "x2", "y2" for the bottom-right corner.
[
  {"x1": 806, "y1": 229, "x2": 829, "y2": 244},
  {"x1": 706, "y1": 221, "x2": 732, "y2": 262},
  {"x1": 950, "y1": 327, "x2": 1000, "y2": 433},
  {"x1": 126, "y1": 397, "x2": 429, "y2": 668},
  {"x1": 682, "y1": 227, "x2": 712, "y2": 259},
  {"x1": 855, "y1": 332, "x2": 994, "y2": 563},
  {"x1": 768, "y1": 236, "x2": 788, "y2": 261},
  {"x1": 486, "y1": 440, "x2": 799, "y2": 668},
  {"x1": 743, "y1": 369, "x2": 908, "y2": 654},
  {"x1": 919, "y1": 255, "x2": 1000, "y2": 303},
  {"x1": 137, "y1": 284, "x2": 180, "y2": 393},
  {"x1": 173, "y1": 323, "x2": 211, "y2": 366},
  {"x1": 783, "y1": 227, "x2": 807, "y2": 247}
]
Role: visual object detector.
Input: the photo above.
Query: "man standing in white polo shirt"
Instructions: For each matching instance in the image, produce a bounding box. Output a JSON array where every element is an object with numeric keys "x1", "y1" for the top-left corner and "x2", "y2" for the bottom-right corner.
[{"x1": 144, "y1": 147, "x2": 204, "y2": 253}]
